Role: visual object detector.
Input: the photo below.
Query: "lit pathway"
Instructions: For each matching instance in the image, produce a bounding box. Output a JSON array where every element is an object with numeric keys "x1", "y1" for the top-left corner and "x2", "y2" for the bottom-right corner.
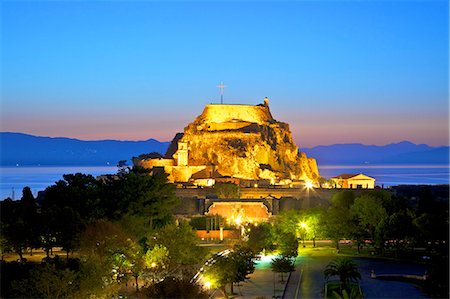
[
  {"x1": 211, "y1": 255, "x2": 288, "y2": 299},
  {"x1": 282, "y1": 258, "x2": 303, "y2": 299}
]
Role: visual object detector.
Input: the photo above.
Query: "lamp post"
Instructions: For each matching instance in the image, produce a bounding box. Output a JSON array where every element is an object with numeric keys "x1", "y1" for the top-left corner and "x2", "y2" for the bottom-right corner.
[{"x1": 300, "y1": 222, "x2": 307, "y2": 247}]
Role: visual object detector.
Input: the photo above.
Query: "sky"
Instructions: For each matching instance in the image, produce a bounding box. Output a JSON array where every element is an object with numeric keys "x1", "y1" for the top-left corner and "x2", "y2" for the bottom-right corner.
[{"x1": 1, "y1": 0, "x2": 448, "y2": 148}]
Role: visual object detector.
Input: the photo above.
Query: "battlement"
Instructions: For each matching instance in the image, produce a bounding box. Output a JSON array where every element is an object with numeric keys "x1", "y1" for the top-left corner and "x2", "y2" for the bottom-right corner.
[{"x1": 200, "y1": 103, "x2": 273, "y2": 124}]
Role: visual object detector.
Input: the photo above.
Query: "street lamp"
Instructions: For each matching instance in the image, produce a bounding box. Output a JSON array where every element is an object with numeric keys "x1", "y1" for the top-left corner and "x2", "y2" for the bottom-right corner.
[{"x1": 300, "y1": 222, "x2": 307, "y2": 247}]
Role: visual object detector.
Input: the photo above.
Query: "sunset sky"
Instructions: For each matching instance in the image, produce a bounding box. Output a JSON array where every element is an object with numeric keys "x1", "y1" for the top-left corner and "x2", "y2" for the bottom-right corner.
[{"x1": 1, "y1": 1, "x2": 448, "y2": 147}]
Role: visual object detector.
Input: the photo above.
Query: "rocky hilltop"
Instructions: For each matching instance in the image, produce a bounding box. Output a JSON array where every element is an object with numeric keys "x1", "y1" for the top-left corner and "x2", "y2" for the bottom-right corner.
[{"x1": 135, "y1": 99, "x2": 320, "y2": 184}]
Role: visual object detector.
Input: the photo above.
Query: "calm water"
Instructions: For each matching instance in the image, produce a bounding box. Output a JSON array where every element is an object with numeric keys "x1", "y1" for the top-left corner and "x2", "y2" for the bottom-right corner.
[
  {"x1": 0, "y1": 166, "x2": 117, "y2": 199},
  {"x1": 0, "y1": 164, "x2": 449, "y2": 200},
  {"x1": 319, "y1": 164, "x2": 449, "y2": 187}
]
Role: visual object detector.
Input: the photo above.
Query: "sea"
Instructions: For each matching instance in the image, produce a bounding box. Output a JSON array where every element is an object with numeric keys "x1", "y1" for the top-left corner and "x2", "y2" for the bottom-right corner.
[{"x1": 0, "y1": 164, "x2": 449, "y2": 200}]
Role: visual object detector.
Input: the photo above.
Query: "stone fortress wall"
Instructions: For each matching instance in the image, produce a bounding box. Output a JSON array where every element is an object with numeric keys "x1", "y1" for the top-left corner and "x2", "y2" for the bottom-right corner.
[{"x1": 199, "y1": 103, "x2": 273, "y2": 125}]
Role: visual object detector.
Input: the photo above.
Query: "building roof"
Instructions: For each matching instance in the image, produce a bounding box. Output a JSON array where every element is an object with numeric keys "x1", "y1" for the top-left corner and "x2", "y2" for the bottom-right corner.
[
  {"x1": 191, "y1": 168, "x2": 224, "y2": 179},
  {"x1": 331, "y1": 173, "x2": 375, "y2": 180}
]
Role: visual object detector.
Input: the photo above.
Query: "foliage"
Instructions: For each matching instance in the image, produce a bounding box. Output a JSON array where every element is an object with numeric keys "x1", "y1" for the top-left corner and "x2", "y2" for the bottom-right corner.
[
  {"x1": 246, "y1": 222, "x2": 274, "y2": 253},
  {"x1": 189, "y1": 215, "x2": 228, "y2": 230},
  {"x1": 0, "y1": 199, "x2": 29, "y2": 260},
  {"x1": 213, "y1": 182, "x2": 239, "y2": 198},
  {"x1": 331, "y1": 190, "x2": 355, "y2": 209},
  {"x1": 139, "y1": 277, "x2": 208, "y2": 298},
  {"x1": 350, "y1": 194, "x2": 388, "y2": 252},
  {"x1": 324, "y1": 258, "x2": 361, "y2": 292},
  {"x1": 271, "y1": 256, "x2": 295, "y2": 282},
  {"x1": 144, "y1": 244, "x2": 169, "y2": 269},
  {"x1": 11, "y1": 263, "x2": 78, "y2": 299},
  {"x1": 331, "y1": 286, "x2": 363, "y2": 299},
  {"x1": 203, "y1": 247, "x2": 255, "y2": 296},
  {"x1": 149, "y1": 222, "x2": 207, "y2": 279},
  {"x1": 228, "y1": 246, "x2": 256, "y2": 285},
  {"x1": 278, "y1": 232, "x2": 299, "y2": 257},
  {"x1": 321, "y1": 205, "x2": 353, "y2": 249}
]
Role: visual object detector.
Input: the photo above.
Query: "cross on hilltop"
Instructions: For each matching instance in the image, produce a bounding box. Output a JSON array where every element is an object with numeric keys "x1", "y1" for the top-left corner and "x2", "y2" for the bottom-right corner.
[{"x1": 216, "y1": 82, "x2": 226, "y2": 104}]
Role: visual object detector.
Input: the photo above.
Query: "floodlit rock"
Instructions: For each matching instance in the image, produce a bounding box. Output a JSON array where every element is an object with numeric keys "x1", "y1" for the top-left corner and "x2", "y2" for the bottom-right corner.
[{"x1": 135, "y1": 100, "x2": 320, "y2": 183}]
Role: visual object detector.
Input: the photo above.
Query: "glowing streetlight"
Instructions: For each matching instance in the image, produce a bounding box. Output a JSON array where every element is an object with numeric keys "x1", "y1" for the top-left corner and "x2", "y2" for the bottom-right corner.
[
  {"x1": 300, "y1": 222, "x2": 307, "y2": 247},
  {"x1": 305, "y1": 181, "x2": 314, "y2": 189},
  {"x1": 204, "y1": 281, "x2": 211, "y2": 290}
]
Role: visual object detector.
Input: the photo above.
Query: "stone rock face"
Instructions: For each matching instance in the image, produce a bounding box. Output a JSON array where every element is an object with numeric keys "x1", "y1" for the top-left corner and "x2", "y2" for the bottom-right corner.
[{"x1": 173, "y1": 102, "x2": 320, "y2": 182}]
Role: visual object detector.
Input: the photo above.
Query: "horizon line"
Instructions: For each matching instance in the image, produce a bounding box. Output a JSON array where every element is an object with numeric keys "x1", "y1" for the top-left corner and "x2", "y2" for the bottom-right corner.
[{"x1": 2, "y1": 131, "x2": 449, "y2": 148}]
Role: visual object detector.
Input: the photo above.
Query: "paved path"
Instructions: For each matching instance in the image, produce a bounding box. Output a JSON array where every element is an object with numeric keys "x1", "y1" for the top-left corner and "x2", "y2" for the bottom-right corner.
[
  {"x1": 297, "y1": 255, "x2": 334, "y2": 299},
  {"x1": 211, "y1": 256, "x2": 288, "y2": 299},
  {"x1": 282, "y1": 258, "x2": 302, "y2": 299}
]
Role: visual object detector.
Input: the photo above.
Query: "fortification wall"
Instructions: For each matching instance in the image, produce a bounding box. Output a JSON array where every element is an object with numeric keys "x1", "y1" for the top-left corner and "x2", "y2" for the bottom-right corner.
[
  {"x1": 200, "y1": 104, "x2": 273, "y2": 124},
  {"x1": 139, "y1": 158, "x2": 174, "y2": 168}
]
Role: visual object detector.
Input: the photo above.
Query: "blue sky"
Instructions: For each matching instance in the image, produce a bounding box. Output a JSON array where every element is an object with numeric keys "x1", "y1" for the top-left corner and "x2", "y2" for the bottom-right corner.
[{"x1": 1, "y1": 0, "x2": 448, "y2": 147}]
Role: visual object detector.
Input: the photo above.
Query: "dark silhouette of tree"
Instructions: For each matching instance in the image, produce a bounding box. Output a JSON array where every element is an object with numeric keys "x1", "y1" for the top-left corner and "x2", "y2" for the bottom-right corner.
[
  {"x1": 321, "y1": 191, "x2": 355, "y2": 249},
  {"x1": 324, "y1": 258, "x2": 361, "y2": 293},
  {"x1": 141, "y1": 277, "x2": 208, "y2": 298},
  {"x1": 271, "y1": 256, "x2": 295, "y2": 282},
  {"x1": 246, "y1": 222, "x2": 274, "y2": 253},
  {"x1": 0, "y1": 187, "x2": 40, "y2": 260},
  {"x1": 0, "y1": 199, "x2": 27, "y2": 260},
  {"x1": 227, "y1": 246, "x2": 255, "y2": 294}
]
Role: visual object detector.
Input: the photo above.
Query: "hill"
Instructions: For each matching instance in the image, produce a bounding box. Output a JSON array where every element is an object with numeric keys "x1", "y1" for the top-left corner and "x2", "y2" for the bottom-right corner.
[
  {"x1": 1, "y1": 132, "x2": 448, "y2": 167},
  {"x1": 302, "y1": 141, "x2": 449, "y2": 165},
  {"x1": 0, "y1": 132, "x2": 170, "y2": 166}
]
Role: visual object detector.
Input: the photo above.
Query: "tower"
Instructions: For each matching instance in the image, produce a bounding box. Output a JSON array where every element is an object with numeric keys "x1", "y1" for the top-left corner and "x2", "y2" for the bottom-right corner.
[
  {"x1": 264, "y1": 97, "x2": 269, "y2": 107},
  {"x1": 177, "y1": 141, "x2": 188, "y2": 166}
]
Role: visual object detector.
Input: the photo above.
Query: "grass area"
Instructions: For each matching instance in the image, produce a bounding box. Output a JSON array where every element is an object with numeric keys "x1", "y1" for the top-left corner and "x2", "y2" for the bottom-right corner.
[
  {"x1": 298, "y1": 246, "x2": 339, "y2": 257},
  {"x1": 2, "y1": 248, "x2": 72, "y2": 263}
]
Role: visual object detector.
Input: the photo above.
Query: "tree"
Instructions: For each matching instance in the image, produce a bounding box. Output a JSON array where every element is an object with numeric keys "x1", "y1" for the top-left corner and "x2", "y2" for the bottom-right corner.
[
  {"x1": 278, "y1": 232, "x2": 299, "y2": 258},
  {"x1": 331, "y1": 190, "x2": 355, "y2": 209},
  {"x1": 140, "y1": 277, "x2": 208, "y2": 298},
  {"x1": 11, "y1": 263, "x2": 78, "y2": 299},
  {"x1": 20, "y1": 187, "x2": 40, "y2": 254},
  {"x1": 303, "y1": 209, "x2": 322, "y2": 247},
  {"x1": 144, "y1": 244, "x2": 169, "y2": 282},
  {"x1": 203, "y1": 253, "x2": 235, "y2": 297},
  {"x1": 0, "y1": 198, "x2": 28, "y2": 260},
  {"x1": 227, "y1": 246, "x2": 255, "y2": 294},
  {"x1": 271, "y1": 256, "x2": 295, "y2": 282},
  {"x1": 350, "y1": 195, "x2": 388, "y2": 253},
  {"x1": 213, "y1": 182, "x2": 239, "y2": 198},
  {"x1": 321, "y1": 206, "x2": 353, "y2": 250},
  {"x1": 324, "y1": 258, "x2": 361, "y2": 293},
  {"x1": 382, "y1": 210, "x2": 416, "y2": 255},
  {"x1": 320, "y1": 191, "x2": 358, "y2": 249},
  {"x1": 111, "y1": 169, "x2": 179, "y2": 229},
  {"x1": 203, "y1": 247, "x2": 255, "y2": 296},
  {"x1": 246, "y1": 222, "x2": 274, "y2": 253},
  {"x1": 149, "y1": 222, "x2": 207, "y2": 279}
]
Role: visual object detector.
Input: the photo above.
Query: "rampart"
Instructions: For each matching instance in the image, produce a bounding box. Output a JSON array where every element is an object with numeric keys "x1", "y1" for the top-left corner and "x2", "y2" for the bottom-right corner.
[{"x1": 199, "y1": 104, "x2": 273, "y2": 124}]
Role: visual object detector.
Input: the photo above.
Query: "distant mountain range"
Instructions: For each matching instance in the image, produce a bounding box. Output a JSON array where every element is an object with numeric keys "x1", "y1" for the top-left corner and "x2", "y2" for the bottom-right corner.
[
  {"x1": 0, "y1": 132, "x2": 170, "y2": 166},
  {"x1": 302, "y1": 141, "x2": 449, "y2": 165},
  {"x1": 1, "y1": 132, "x2": 448, "y2": 166}
]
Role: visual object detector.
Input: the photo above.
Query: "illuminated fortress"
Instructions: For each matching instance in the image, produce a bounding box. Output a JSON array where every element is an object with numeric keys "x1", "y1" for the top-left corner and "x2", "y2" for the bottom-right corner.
[{"x1": 134, "y1": 98, "x2": 320, "y2": 186}]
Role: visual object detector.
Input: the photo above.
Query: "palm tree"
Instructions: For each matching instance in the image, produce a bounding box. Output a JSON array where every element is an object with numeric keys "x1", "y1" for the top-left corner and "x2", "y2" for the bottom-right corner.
[{"x1": 324, "y1": 258, "x2": 361, "y2": 292}]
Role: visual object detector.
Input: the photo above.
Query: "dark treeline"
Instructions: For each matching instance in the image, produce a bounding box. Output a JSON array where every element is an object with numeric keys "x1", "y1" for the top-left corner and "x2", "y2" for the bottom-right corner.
[
  {"x1": 0, "y1": 168, "x2": 448, "y2": 298},
  {"x1": 259, "y1": 187, "x2": 448, "y2": 298},
  {"x1": 0, "y1": 165, "x2": 211, "y2": 298}
]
